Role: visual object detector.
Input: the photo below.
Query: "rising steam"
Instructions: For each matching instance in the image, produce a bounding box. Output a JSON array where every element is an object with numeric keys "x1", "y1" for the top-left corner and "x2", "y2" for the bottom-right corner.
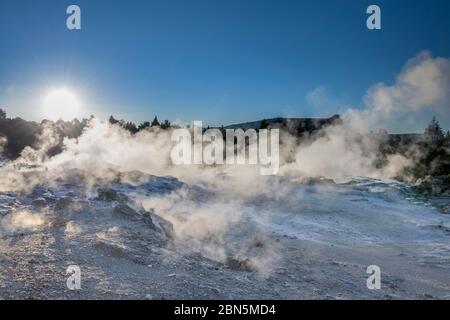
[{"x1": 1, "y1": 51, "x2": 449, "y2": 273}]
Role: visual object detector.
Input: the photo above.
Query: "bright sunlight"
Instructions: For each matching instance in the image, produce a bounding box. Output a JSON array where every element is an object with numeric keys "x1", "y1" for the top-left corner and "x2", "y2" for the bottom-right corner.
[{"x1": 42, "y1": 88, "x2": 81, "y2": 121}]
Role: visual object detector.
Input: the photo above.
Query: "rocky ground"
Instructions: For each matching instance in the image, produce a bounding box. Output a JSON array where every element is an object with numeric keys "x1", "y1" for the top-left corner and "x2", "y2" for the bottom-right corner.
[{"x1": 0, "y1": 171, "x2": 449, "y2": 299}]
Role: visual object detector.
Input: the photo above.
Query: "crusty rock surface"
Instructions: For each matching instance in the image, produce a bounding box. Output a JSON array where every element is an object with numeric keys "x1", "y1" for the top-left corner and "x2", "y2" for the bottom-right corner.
[{"x1": 0, "y1": 174, "x2": 449, "y2": 300}]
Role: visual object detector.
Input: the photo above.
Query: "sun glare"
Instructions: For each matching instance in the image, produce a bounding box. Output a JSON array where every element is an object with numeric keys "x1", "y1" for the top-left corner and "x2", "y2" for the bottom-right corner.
[{"x1": 42, "y1": 89, "x2": 81, "y2": 121}]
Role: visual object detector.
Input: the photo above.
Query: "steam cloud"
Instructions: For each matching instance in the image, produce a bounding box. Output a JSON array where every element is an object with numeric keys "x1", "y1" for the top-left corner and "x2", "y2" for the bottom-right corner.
[
  {"x1": 284, "y1": 51, "x2": 450, "y2": 182},
  {"x1": 1, "y1": 51, "x2": 449, "y2": 273}
]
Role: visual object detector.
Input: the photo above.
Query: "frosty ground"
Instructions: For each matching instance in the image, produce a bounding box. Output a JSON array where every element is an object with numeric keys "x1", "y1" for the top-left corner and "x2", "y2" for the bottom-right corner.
[{"x1": 0, "y1": 169, "x2": 449, "y2": 299}]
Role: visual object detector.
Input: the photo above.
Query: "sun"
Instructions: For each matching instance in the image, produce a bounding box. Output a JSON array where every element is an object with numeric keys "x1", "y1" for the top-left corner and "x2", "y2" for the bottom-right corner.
[{"x1": 42, "y1": 88, "x2": 81, "y2": 121}]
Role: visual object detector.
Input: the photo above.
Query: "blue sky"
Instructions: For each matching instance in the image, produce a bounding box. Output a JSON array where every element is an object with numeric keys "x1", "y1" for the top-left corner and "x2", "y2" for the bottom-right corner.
[{"x1": 0, "y1": 0, "x2": 449, "y2": 129}]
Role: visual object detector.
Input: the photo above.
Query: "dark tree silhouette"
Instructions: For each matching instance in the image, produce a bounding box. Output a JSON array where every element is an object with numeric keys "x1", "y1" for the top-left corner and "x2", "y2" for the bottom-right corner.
[
  {"x1": 151, "y1": 116, "x2": 160, "y2": 127},
  {"x1": 260, "y1": 119, "x2": 269, "y2": 129},
  {"x1": 161, "y1": 120, "x2": 171, "y2": 129},
  {"x1": 424, "y1": 117, "x2": 444, "y2": 141},
  {"x1": 109, "y1": 115, "x2": 119, "y2": 125},
  {"x1": 0, "y1": 116, "x2": 40, "y2": 158},
  {"x1": 399, "y1": 117, "x2": 450, "y2": 181},
  {"x1": 123, "y1": 122, "x2": 138, "y2": 134},
  {"x1": 138, "y1": 121, "x2": 150, "y2": 131},
  {"x1": 0, "y1": 108, "x2": 6, "y2": 120}
]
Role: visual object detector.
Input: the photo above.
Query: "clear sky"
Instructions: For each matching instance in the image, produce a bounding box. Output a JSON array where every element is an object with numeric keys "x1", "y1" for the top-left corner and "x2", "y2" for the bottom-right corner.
[{"x1": 0, "y1": 0, "x2": 449, "y2": 129}]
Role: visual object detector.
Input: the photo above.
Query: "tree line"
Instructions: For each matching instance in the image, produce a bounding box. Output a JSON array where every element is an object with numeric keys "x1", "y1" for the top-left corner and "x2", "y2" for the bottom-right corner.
[
  {"x1": 0, "y1": 108, "x2": 449, "y2": 183},
  {"x1": 108, "y1": 115, "x2": 172, "y2": 134},
  {"x1": 0, "y1": 108, "x2": 173, "y2": 159}
]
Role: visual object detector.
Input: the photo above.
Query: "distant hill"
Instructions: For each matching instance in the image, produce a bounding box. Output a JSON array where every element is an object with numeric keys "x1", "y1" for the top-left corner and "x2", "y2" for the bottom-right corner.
[{"x1": 224, "y1": 115, "x2": 342, "y2": 134}]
